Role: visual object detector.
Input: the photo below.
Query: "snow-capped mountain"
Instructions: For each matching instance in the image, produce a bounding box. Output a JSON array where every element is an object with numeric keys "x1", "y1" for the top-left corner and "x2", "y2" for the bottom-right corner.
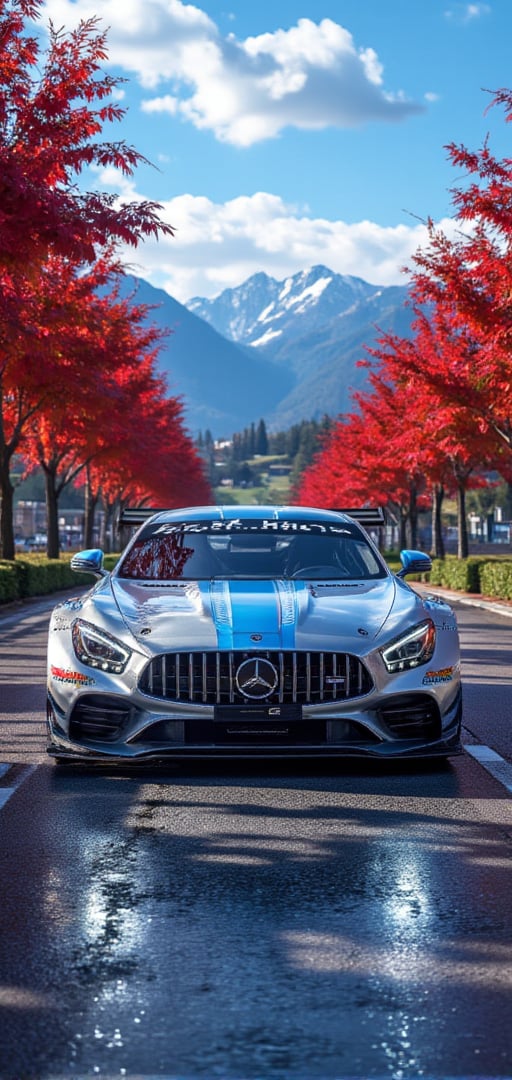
[
  {"x1": 117, "y1": 275, "x2": 294, "y2": 437},
  {"x1": 120, "y1": 266, "x2": 414, "y2": 437},
  {"x1": 186, "y1": 266, "x2": 413, "y2": 430},
  {"x1": 187, "y1": 265, "x2": 377, "y2": 352}
]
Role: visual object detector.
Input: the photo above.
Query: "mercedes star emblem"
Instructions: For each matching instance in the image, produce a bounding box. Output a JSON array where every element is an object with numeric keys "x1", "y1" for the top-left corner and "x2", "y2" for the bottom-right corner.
[{"x1": 235, "y1": 657, "x2": 279, "y2": 700}]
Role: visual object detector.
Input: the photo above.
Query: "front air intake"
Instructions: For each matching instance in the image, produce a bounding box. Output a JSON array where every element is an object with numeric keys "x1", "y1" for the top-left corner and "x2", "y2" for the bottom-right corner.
[{"x1": 69, "y1": 695, "x2": 131, "y2": 741}]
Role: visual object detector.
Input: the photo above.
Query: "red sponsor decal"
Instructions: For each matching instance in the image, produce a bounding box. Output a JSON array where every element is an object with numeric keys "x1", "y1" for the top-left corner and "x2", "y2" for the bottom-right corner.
[{"x1": 51, "y1": 665, "x2": 94, "y2": 686}]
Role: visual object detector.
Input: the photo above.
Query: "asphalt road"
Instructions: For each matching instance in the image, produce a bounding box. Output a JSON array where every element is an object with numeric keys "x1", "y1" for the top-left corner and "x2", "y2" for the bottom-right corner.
[{"x1": 0, "y1": 594, "x2": 511, "y2": 1080}]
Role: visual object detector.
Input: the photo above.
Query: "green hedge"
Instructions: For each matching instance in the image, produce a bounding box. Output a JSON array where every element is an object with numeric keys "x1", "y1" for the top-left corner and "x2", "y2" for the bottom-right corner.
[
  {"x1": 427, "y1": 555, "x2": 512, "y2": 596},
  {"x1": 0, "y1": 553, "x2": 119, "y2": 605},
  {"x1": 387, "y1": 552, "x2": 512, "y2": 597},
  {"x1": 427, "y1": 555, "x2": 486, "y2": 593},
  {"x1": 478, "y1": 559, "x2": 512, "y2": 600},
  {"x1": 0, "y1": 561, "x2": 19, "y2": 603}
]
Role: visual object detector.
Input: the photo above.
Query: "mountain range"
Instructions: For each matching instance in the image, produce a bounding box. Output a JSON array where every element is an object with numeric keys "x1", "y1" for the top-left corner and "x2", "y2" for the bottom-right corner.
[{"x1": 125, "y1": 266, "x2": 414, "y2": 438}]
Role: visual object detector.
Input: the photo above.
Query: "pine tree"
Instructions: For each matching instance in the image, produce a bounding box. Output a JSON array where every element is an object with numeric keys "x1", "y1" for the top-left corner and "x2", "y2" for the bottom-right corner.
[{"x1": 255, "y1": 419, "x2": 269, "y2": 455}]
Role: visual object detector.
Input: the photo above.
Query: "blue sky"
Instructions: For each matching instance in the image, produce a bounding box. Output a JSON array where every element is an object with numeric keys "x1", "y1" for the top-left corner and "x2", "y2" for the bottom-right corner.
[{"x1": 40, "y1": 0, "x2": 511, "y2": 300}]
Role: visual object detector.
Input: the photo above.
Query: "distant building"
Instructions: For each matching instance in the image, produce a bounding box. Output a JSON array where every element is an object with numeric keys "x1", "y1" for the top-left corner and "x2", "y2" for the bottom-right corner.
[
  {"x1": 14, "y1": 500, "x2": 47, "y2": 537},
  {"x1": 14, "y1": 500, "x2": 85, "y2": 548}
]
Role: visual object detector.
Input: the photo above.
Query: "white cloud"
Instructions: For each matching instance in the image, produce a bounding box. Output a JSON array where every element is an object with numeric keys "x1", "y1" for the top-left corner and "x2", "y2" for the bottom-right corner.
[
  {"x1": 42, "y1": 1, "x2": 424, "y2": 145},
  {"x1": 444, "y1": 3, "x2": 491, "y2": 23},
  {"x1": 141, "y1": 94, "x2": 179, "y2": 116},
  {"x1": 97, "y1": 171, "x2": 457, "y2": 300}
]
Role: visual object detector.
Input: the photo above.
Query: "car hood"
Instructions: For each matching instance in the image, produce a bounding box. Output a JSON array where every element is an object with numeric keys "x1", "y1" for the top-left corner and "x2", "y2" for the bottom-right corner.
[{"x1": 107, "y1": 576, "x2": 427, "y2": 654}]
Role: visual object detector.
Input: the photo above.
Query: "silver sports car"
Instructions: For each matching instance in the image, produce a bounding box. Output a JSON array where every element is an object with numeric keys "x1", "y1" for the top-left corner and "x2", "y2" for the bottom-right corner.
[{"x1": 46, "y1": 505, "x2": 462, "y2": 763}]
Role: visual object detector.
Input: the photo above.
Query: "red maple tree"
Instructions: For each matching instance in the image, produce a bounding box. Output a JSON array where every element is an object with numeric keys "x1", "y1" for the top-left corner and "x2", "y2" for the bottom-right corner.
[
  {"x1": 0, "y1": 0, "x2": 173, "y2": 268},
  {"x1": 407, "y1": 88, "x2": 512, "y2": 453},
  {"x1": 297, "y1": 377, "x2": 429, "y2": 549},
  {"x1": 83, "y1": 390, "x2": 211, "y2": 552},
  {"x1": 298, "y1": 88, "x2": 512, "y2": 554},
  {"x1": 19, "y1": 263, "x2": 210, "y2": 556},
  {"x1": 20, "y1": 265, "x2": 152, "y2": 553},
  {"x1": 0, "y1": 1, "x2": 175, "y2": 558},
  {"x1": 297, "y1": 325, "x2": 501, "y2": 557}
]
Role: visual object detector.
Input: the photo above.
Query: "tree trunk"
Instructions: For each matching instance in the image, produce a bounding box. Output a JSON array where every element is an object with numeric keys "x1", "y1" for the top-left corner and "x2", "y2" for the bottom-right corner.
[
  {"x1": 431, "y1": 484, "x2": 445, "y2": 558},
  {"x1": 0, "y1": 466, "x2": 15, "y2": 561},
  {"x1": 99, "y1": 500, "x2": 113, "y2": 552},
  {"x1": 45, "y1": 467, "x2": 60, "y2": 559},
  {"x1": 83, "y1": 474, "x2": 98, "y2": 549},
  {"x1": 99, "y1": 505, "x2": 107, "y2": 550},
  {"x1": 0, "y1": 382, "x2": 16, "y2": 560},
  {"x1": 503, "y1": 481, "x2": 512, "y2": 521},
  {"x1": 457, "y1": 482, "x2": 469, "y2": 559},
  {"x1": 408, "y1": 483, "x2": 418, "y2": 548},
  {"x1": 399, "y1": 511, "x2": 408, "y2": 550}
]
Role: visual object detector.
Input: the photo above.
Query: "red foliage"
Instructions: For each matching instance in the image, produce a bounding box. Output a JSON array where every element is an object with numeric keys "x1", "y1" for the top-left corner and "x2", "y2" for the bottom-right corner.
[
  {"x1": 297, "y1": 316, "x2": 501, "y2": 552},
  {"x1": 16, "y1": 263, "x2": 210, "y2": 553},
  {"x1": 406, "y1": 88, "x2": 512, "y2": 450},
  {"x1": 298, "y1": 88, "x2": 512, "y2": 546},
  {"x1": 0, "y1": 255, "x2": 210, "y2": 556},
  {"x1": 297, "y1": 383, "x2": 427, "y2": 525},
  {"x1": 0, "y1": 0, "x2": 173, "y2": 268},
  {"x1": 0, "y1": 1, "x2": 178, "y2": 556}
]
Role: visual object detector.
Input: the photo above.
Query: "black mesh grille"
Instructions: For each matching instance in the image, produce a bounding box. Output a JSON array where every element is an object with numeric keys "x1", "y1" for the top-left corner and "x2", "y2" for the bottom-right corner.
[
  {"x1": 139, "y1": 651, "x2": 373, "y2": 705},
  {"x1": 70, "y1": 695, "x2": 131, "y2": 741},
  {"x1": 378, "y1": 695, "x2": 441, "y2": 740}
]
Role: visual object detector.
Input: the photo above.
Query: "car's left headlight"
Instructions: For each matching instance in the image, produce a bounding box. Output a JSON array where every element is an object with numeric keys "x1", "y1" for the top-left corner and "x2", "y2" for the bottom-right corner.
[
  {"x1": 380, "y1": 619, "x2": 436, "y2": 673},
  {"x1": 72, "y1": 619, "x2": 132, "y2": 674}
]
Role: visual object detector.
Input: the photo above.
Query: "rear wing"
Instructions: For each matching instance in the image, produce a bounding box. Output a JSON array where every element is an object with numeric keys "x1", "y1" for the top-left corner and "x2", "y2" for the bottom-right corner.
[
  {"x1": 120, "y1": 506, "x2": 386, "y2": 528},
  {"x1": 331, "y1": 507, "x2": 385, "y2": 527},
  {"x1": 119, "y1": 507, "x2": 167, "y2": 527}
]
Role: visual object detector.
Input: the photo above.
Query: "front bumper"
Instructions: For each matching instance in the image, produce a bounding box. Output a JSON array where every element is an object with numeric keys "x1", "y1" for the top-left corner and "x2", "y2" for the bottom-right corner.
[{"x1": 46, "y1": 686, "x2": 463, "y2": 763}]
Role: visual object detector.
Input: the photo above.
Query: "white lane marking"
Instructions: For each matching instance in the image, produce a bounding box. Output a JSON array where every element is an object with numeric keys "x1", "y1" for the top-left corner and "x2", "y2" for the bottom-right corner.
[
  {"x1": 0, "y1": 765, "x2": 36, "y2": 809},
  {"x1": 465, "y1": 744, "x2": 512, "y2": 793}
]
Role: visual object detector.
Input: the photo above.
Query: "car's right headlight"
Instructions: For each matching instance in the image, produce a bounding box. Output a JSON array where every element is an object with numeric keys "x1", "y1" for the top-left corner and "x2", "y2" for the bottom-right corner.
[
  {"x1": 380, "y1": 619, "x2": 436, "y2": 673},
  {"x1": 72, "y1": 619, "x2": 131, "y2": 674}
]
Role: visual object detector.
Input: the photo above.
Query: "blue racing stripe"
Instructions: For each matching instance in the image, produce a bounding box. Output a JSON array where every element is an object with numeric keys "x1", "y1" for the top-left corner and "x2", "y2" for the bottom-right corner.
[
  {"x1": 209, "y1": 580, "x2": 234, "y2": 650},
  {"x1": 208, "y1": 580, "x2": 300, "y2": 649}
]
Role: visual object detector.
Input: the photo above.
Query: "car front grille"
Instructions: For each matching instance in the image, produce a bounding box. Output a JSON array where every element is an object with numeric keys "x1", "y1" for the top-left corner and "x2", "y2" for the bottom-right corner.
[{"x1": 139, "y1": 651, "x2": 373, "y2": 705}]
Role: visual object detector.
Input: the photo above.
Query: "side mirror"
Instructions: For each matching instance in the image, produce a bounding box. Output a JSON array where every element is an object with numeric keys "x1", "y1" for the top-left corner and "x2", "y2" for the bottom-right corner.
[
  {"x1": 70, "y1": 549, "x2": 107, "y2": 578},
  {"x1": 397, "y1": 549, "x2": 432, "y2": 578}
]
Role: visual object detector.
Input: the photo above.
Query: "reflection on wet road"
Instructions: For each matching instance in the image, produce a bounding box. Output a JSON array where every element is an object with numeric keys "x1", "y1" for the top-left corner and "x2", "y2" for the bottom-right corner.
[{"x1": 1, "y1": 758, "x2": 512, "y2": 1079}]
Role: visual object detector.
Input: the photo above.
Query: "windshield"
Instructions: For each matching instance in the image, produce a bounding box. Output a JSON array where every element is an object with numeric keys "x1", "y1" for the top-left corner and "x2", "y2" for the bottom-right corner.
[{"x1": 117, "y1": 519, "x2": 387, "y2": 581}]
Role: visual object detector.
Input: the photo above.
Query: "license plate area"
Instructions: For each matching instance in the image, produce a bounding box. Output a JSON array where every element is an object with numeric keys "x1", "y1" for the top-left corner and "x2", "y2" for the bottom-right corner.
[{"x1": 214, "y1": 704, "x2": 303, "y2": 723}]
